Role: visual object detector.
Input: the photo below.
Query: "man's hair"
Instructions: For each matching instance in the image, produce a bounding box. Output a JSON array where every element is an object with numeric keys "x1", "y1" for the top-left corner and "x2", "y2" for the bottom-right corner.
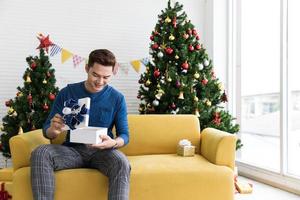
[{"x1": 87, "y1": 49, "x2": 116, "y2": 69}]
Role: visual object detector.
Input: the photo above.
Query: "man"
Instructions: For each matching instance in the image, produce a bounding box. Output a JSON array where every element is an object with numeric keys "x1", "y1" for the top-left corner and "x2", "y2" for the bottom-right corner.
[{"x1": 30, "y1": 49, "x2": 130, "y2": 200}]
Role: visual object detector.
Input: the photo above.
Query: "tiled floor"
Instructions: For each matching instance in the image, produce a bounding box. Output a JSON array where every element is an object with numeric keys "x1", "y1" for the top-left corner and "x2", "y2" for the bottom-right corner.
[{"x1": 235, "y1": 176, "x2": 300, "y2": 200}]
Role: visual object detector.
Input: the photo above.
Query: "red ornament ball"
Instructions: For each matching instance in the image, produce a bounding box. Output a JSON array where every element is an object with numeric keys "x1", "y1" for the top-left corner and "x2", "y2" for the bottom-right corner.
[
  {"x1": 187, "y1": 29, "x2": 192, "y2": 35},
  {"x1": 196, "y1": 35, "x2": 200, "y2": 40},
  {"x1": 170, "y1": 102, "x2": 176, "y2": 110},
  {"x1": 202, "y1": 79, "x2": 208, "y2": 85},
  {"x1": 181, "y1": 62, "x2": 189, "y2": 70},
  {"x1": 48, "y1": 93, "x2": 56, "y2": 101},
  {"x1": 43, "y1": 103, "x2": 49, "y2": 111},
  {"x1": 165, "y1": 47, "x2": 173, "y2": 54},
  {"x1": 31, "y1": 62, "x2": 37, "y2": 70},
  {"x1": 150, "y1": 35, "x2": 154, "y2": 41},
  {"x1": 154, "y1": 69, "x2": 160, "y2": 78},
  {"x1": 196, "y1": 44, "x2": 201, "y2": 50},
  {"x1": 27, "y1": 94, "x2": 32, "y2": 100},
  {"x1": 192, "y1": 29, "x2": 197, "y2": 36},
  {"x1": 152, "y1": 43, "x2": 159, "y2": 49},
  {"x1": 189, "y1": 45, "x2": 194, "y2": 51},
  {"x1": 5, "y1": 99, "x2": 12, "y2": 107}
]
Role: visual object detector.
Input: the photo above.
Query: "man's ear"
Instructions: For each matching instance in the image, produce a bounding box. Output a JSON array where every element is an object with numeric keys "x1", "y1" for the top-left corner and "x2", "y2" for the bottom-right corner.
[{"x1": 85, "y1": 64, "x2": 89, "y2": 73}]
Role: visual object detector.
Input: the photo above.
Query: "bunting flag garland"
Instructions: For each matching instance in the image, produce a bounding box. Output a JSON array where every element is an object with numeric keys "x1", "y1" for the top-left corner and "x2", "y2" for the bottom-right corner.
[
  {"x1": 61, "y1": 49, "x2": 73, "y2": 63},
  {"x1": 130, "y1": 60, "x2": 141, "y2": 73},
  {"x1": 119, "y1": 62, "x2": 130, "y2": 75},
  {"x1": 41, "y1": 33, "x2": 149, "y2": 73},
  {"x1": 140, "y1": 57, "x2": 150, "y2": 66},
  {"x1": 72, "y1": 55, "x2": 85, "y2": 67},
  {"x1": 50, "y1": 44, "x2": 62, "y2": 57}
]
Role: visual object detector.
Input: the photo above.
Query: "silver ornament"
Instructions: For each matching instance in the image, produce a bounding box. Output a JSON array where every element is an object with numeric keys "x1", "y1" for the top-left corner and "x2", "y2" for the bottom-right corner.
[
  {"x1": 197, "y1": 63, "x2": 204, "y2": 70},
  {"x1": 204, "y1": 59, "x2": 210, "y2": 66},
  {"x1": 157, "y1": 52, "x2": 164, "y2": 58},
  {"x1": 152, "y1": 99, "x2": 159, "y2": 106}
]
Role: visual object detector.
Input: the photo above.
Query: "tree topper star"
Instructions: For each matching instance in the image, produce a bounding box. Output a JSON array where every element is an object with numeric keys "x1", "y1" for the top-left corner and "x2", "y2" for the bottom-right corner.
[{"x1": 36, "y1": 33, "x2": 53, "y2": 53}]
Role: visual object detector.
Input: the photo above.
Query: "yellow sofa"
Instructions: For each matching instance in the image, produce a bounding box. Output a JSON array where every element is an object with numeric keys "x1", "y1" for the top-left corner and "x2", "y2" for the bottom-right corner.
[{"x1": 9, "y1": 114, "x2": 236, "y2": 200}]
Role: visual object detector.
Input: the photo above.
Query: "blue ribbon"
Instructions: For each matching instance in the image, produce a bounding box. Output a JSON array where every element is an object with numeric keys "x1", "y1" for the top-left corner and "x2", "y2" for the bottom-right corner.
[{"x1": 63, "y1": 99, "x2": 88, "y2": 130}]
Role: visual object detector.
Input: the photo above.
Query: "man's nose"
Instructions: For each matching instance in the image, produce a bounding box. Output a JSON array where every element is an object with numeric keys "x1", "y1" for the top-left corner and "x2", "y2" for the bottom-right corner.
[{"x1": 98, "y1": 77, "x2": 104, "y2": 85}]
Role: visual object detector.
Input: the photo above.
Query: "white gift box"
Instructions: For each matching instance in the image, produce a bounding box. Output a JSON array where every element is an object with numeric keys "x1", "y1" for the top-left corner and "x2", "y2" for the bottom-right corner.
[
  {"x1": 62, "y1": 97, "x2": 90, "y2": 130},
  {"x1": 70, "y1": 127, "x2": 107, "y2": 144}
]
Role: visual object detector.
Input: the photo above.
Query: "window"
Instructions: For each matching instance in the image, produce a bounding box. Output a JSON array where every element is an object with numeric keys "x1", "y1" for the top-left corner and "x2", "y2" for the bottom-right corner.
[
  {"x1": 287, "y1": 0, "x2": 300, "y2": 177},
  {"x1": 237, "y1": 0, "x2": 281, "y2": 172},
  {"x1": 234, "y1": 0, "x2": 300, "y2": 184}
]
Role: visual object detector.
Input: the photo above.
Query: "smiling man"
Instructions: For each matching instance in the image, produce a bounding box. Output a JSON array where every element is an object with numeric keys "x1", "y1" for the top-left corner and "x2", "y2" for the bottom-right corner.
[{"x1": 30, "y1": 49, "x2": 130, "y2": 200}]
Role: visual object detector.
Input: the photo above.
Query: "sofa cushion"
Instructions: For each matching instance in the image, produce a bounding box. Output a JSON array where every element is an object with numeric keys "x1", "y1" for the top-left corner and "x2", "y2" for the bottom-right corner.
[
  {"x1": 12, "y1": 154, "x2": 234, "y2": 200},
  {"x1": 129, "y1": 154, "x2": 234, "y2": 200},
  {"x1": 120, "y1": 115, "x2": 201, "y2": 156}
]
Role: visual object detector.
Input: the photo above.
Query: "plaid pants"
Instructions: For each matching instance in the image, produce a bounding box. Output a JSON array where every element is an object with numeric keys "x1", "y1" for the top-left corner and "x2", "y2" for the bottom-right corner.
[{"x1": 30, "y1": 144, "x2": 130, "y2": 200}]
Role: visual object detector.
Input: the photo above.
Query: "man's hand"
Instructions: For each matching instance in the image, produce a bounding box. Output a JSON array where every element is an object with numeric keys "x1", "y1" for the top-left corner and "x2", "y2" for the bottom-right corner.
[
  {"x1": 91, "y1": 134, "x2": 117, "y2": 149},
  {"x1": 46, "y1": 114, "x2": 65, "y2": 139}
]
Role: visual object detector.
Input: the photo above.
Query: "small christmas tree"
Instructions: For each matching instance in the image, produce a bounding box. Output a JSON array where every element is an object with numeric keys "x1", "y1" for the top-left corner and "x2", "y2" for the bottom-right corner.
[
  {"x1": 0, "y1": 34, "x2": 59, "y2": 157},
  {"x1": 137, "y1": 1, "x2": 242, "y2": 149}
]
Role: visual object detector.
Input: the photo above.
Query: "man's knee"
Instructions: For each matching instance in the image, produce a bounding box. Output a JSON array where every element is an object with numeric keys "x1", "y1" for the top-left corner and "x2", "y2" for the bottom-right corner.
[
  {"x1": 114, "y1": 151, "x2": 131, "y2": 174},
  {"x1": 30, "y1": 144, "x2": 52, "y2": 164}
]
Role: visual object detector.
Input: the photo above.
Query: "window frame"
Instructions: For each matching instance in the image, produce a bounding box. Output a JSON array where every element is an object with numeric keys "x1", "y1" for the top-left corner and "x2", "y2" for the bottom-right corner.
[{"x1": 228, "y1": 0, "x2": 300, "y2": 194}]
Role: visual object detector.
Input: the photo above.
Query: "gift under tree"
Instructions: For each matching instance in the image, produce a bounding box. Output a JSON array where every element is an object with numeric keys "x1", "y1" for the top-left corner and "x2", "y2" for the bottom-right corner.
[
  {"x1": 0, "y1": 34, "x2": 59, "y2": 158},
  {"x1": 137, "y1": 0, "x2": 242, "y2": 149}
]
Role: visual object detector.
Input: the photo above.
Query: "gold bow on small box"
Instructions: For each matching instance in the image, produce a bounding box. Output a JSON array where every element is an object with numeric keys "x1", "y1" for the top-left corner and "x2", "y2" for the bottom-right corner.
[{"x1": 177, "y1": 139, "x2": 195, "y2": 157}]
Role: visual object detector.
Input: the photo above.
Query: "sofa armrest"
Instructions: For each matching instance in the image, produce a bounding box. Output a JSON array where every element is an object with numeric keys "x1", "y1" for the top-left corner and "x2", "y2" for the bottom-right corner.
[
  {"x1": 9, "y1": 129, "x2": 50, "y2": 171},
  {"x1": 200, "y1": 128, "x2": 237, "y2": 170}
]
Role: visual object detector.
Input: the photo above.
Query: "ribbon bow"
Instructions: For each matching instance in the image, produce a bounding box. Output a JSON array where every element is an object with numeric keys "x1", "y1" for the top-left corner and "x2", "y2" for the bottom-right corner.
[
  {"x1": 178, "y1": 139, "x2": 192, "y2": 147},
  {"x1": 62, "y1": 99, "x2": 88, "y2": 130}
]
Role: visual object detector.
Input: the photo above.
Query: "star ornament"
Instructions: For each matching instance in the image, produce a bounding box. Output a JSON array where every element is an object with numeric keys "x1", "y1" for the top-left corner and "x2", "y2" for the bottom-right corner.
[{"x1": 36, "y1": 33, "x2": 53, "y2": 53}]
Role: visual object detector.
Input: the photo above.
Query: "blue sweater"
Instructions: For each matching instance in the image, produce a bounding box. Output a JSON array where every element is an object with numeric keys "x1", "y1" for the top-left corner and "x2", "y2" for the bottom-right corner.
[{"x1": 43, "y1": 81, "x2": 129, "y2": 146}]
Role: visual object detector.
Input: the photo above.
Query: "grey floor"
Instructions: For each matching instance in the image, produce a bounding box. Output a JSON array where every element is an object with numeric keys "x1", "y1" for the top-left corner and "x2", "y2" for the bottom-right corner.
[{"x1": 235, "y1": 176, "x2": 300, "y2": 200}]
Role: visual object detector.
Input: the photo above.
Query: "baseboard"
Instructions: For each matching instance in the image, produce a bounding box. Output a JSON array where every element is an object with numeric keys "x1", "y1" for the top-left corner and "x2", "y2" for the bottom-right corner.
[{"x1": 236, "y1": 161, "x2": 300, "y2": 196}]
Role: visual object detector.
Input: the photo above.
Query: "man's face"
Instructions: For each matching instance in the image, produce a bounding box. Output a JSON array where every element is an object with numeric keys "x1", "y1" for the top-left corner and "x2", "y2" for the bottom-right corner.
[{"x1": 85, "y1": 63, "x2": 113, "y2": 93}]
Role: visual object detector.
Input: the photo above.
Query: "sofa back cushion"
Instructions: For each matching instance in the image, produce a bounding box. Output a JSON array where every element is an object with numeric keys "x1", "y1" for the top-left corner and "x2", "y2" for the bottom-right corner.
[{"x1": 119, "y1": 114, "x2": 200, "y2": 156}]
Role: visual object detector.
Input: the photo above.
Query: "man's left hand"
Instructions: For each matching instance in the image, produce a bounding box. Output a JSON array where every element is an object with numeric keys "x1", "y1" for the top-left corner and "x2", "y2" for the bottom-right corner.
[{"x1": 91, "y1": 134, "x2": 117, "y2": 149}]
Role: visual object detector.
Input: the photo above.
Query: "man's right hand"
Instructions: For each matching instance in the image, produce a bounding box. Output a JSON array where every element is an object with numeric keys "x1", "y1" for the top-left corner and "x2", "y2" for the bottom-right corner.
[{"x1": 46, "y1": 114, "x2": 65, "y2": 139}]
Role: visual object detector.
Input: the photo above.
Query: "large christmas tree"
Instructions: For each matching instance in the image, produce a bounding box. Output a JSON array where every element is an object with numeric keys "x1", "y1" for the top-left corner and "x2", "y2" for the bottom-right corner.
[
  {"x1": 137, "y1": 1, "x2": 242, "y2": 149},
  {"x1": 0, "y1": 34, "x2": 59, "y2": 157}
]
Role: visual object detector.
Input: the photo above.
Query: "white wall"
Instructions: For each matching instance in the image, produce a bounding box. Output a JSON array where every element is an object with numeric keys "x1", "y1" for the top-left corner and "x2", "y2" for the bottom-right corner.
[{"x1": 0, "y1": 0, "x2": 207, "y2": 121}]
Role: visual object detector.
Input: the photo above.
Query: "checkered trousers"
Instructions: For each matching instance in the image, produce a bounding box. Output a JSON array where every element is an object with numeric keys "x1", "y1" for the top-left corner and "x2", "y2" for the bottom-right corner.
[{"x1": 30, "y1": 144, "x2": 130, "y2": 200}]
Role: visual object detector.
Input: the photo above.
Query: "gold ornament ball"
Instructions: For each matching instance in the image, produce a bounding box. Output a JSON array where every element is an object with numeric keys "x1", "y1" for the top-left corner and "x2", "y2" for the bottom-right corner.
[
  {"x1": 165, "y1": 17, "x2": 171, "y2": 23},
  {"x1": 175, "y1": 55, "x2": 179, "y2": 59},
  {"x1": 145, "y1": 80, "x2": 151, "y2": 86},
  {"x1": 194, "y1": 96, "x2": 199, "y2": 102},
  {"x1": 167, "y1": 77, "x2": 172, "y2": 82},
  {"x1": 169, "y1": 35, "x2": 175, "y2": 40},
  {"x1": 218, "y1": 83, "x2": 224, "y2": 91},
  {"x1": 206, "y1": 100, "x2": 212, "y2": 107},
  {"x1": 194, "y1": 73, "x2": 200, "y2": 79}
]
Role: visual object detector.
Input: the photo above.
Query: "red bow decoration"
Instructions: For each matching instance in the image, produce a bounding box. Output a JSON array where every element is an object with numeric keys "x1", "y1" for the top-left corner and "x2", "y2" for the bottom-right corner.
[{"x1": 0, "y1": 183, "x2": 12, "y2": 200}]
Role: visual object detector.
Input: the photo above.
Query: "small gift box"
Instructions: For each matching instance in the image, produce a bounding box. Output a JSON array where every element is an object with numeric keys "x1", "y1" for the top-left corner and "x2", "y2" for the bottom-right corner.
[
  {"x1": 62, "y1": 97, "x2": 90, "y2": 130},
  {"x1": 177, "y1": 139, "x2": 195, "y2": 157},
  {"x1": 235, "y1": 181, "x2": 253, "y2": 194},
  {"x1": 70, "y1": 127, "x2": 107, "y2": 144}
]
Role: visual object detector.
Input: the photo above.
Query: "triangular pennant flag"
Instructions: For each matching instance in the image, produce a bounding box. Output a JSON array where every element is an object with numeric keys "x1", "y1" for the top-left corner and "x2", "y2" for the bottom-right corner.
[
  {"x1": 140, "y1": 57, "x2": 150, "y2": 66},
  {"x1": 119, "y1": 63, "x2": 129, "y2": 75},
  {"x1": 130, "y1": 60, "x2": 141, "y2": 73},
  {"x1": 50, "y1": 44, "x2": 62, "y2": 57},
  {"x1": 72, "y1": 55, "x2": 85, "y2": 67},
  {"x1": 61, "y1": 49, "x2": 73, "y2": 63}
]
